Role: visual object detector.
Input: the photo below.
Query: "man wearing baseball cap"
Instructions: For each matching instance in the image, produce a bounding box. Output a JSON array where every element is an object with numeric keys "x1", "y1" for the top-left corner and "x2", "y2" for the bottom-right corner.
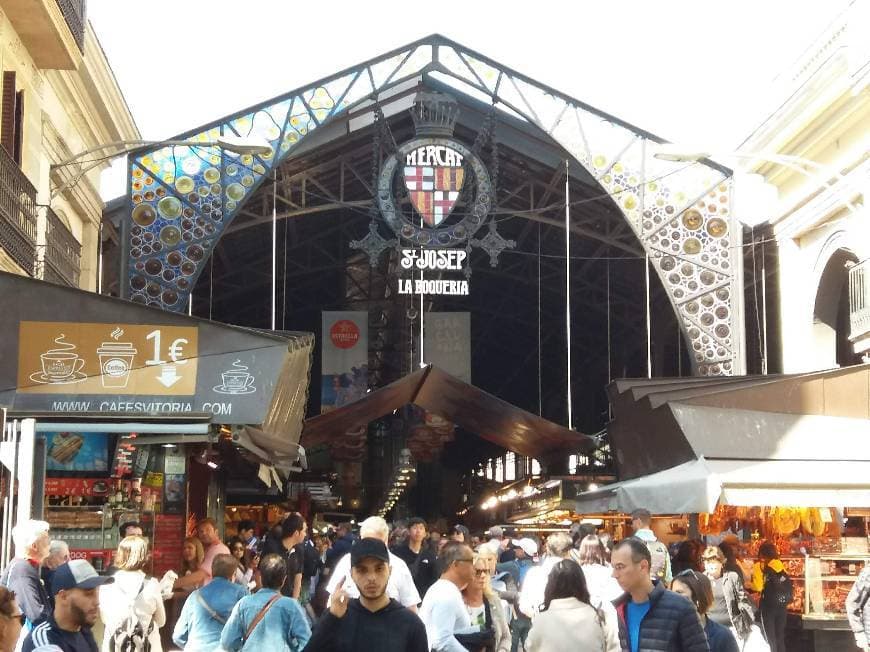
[
  {"x1": 23, "y1": 560, "x2": 113, "y2": 652},
  {"x1": 304, "y1": 538, "x2": 427, "y2": 651}
]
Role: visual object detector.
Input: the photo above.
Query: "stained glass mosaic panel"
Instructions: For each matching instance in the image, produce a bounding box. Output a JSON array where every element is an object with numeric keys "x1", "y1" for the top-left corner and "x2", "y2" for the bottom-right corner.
[{"x1": 124, "y1": 35, "x2": 740, "y2": 375}]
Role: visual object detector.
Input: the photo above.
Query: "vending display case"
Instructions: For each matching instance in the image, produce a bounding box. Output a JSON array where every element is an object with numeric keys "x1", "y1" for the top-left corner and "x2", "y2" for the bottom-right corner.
[
  {"x1": 804, "y1": 554, "x2": 868, "y2": 619},
  {"x1": 43, "y1": 503, "x2": 155, "y2": 572}
]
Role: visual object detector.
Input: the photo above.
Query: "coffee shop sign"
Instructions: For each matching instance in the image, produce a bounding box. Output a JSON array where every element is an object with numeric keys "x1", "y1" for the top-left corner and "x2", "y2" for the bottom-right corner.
[{"x1": 398, "y1": 249, "x2": 469, "y2": 296}]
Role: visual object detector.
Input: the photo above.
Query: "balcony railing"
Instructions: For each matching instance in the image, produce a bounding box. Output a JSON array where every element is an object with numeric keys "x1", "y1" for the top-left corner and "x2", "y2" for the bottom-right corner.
[
  {"x1": 43, "y1": 208, "x2": 81, "y2": 287},
  {"x1": 0, "y1": 145, "x2": 37, "y2": 274},
  {"x1": 850, "y1": 260, "x2": 870, "y2": 343},
  {"x1": 56, "y1": 0, "x2": 86, "y2": 52}
]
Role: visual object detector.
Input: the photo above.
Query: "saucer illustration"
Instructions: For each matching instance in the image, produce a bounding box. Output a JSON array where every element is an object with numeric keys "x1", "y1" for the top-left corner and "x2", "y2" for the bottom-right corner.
[
  {"x1": 30, "y1": 371, "x2": 87, "y2": 385},
  {"x1": 213, "y1": 384, "x2": 257, "y2": 395}
]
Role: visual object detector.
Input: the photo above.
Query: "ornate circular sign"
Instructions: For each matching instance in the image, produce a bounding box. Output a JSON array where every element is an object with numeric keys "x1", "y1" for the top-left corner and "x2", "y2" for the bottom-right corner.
[{"x1": 377, "y1": 137, "x2": 492, "y2": 247}]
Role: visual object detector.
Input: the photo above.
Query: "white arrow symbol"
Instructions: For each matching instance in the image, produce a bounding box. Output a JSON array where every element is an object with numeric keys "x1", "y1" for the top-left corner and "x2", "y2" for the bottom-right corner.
[{"x1": 157, "y1": 365, "x2": 182, "y2": 388}]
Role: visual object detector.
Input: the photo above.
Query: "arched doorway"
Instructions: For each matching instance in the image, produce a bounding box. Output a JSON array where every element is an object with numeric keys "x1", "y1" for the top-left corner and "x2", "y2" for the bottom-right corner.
[
  {"x1": 121, "y1": 34, "x2": 742, "y2": 376},
  {"x1": 813, "y1": 247, "x2": 861, "y2": 368}
]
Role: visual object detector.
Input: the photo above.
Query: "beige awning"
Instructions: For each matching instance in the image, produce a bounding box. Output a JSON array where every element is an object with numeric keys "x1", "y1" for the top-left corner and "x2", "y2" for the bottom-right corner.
[{"x1": 574, "y1": 457, "x2": 870, "y2": 515}]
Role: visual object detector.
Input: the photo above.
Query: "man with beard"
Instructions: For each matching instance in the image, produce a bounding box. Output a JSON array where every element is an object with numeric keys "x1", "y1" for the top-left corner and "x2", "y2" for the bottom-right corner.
[
  {"x1": 24, "y1": 560, "x2": 114, "y2": 652},
  {"x1": 304, "y1": 539, "x2": 427, "y2": 651}
]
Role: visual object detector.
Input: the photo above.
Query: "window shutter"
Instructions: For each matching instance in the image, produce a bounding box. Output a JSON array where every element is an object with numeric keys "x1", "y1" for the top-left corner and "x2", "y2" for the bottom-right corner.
[
  {"x1": 1, "y1": 71, "x2": 17, "y2": 158},
  {"x1": 13, "y1": 89, "x2": 23, "y2": 165}
]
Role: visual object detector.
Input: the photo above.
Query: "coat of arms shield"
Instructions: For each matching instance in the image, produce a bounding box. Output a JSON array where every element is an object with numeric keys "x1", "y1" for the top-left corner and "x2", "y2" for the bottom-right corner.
[{"x1": 403, "y1": 144, "x2": 466, "y2": 227}]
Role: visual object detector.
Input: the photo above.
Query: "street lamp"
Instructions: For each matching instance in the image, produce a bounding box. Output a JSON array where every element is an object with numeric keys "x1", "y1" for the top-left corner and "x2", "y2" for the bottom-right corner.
[
  {"x1": 49, "y1": 135, "x2": 273, "y2": 199},
  {"x1": 653, "y1": 144, "x2": 862, "y2": 223}
]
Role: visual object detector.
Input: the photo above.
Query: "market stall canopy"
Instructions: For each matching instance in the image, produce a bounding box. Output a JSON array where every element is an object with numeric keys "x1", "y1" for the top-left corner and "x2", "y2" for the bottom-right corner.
[
  {"x1": 574, "y1": 456, "x2": 870, "y2": 513},
  {"x1": 0, "y1": 272, "x2": 313, "y2": 462},
  {"x1": 607, "y1": 366, "x2": 870, "y2": 480},
  {"x1": 578, "y1": 366, "x2": 870, "y2": 513},
  {"x1": 303, "y1": 365, "x2": 592, "y2": 459}
]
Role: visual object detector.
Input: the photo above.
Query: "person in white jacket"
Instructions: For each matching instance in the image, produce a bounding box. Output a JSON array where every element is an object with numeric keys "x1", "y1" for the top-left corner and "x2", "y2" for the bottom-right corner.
[
  {"x1": 99, "y1": 536, "x2": 166, "y2": 652},
  {"x1": 526, "y1": 560, "x2": 619, "y2": 652},
  {"x1": 575, "y1": 535, "x2": 623, "y2": 604}
]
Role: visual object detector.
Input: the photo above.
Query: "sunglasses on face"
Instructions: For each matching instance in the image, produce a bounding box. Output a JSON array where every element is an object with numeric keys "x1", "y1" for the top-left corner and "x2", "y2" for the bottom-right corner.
[{"x1": 474, "y1": 568, "x2": 488, "y2": 576}]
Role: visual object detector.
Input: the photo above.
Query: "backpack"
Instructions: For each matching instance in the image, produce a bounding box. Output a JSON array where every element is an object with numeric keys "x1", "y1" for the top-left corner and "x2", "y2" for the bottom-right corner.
[
  {"x1": 302, "y1": 541, "x2": 320, "y2": 579},
  {"x1": 645, "y1": 540, "x2": 670, "y2": 582},
  {"x1": 762, "y1": 567, "x2": 794, "y2": 607},
  {"x1": 108, "y1": 580, "x2": 153, "y2": 652}
]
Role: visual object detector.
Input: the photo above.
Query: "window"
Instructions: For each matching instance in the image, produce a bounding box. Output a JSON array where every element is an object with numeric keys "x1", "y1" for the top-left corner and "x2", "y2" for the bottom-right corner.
[
  {"x1": 495, "y1": 457, "x2": 504, "y2": 483},
  {"x1": 505, "y1": 452, "x2": 516, "y2": 481},
  {"x1": 531, "y1": 459, "x2": 541, "y2": 476},
  {"x1": 568, "y1": 454, "x2": 578, "y2": 474},
  {"x1": 1, "y1": 71, "x2": 23, "y2": 164}
]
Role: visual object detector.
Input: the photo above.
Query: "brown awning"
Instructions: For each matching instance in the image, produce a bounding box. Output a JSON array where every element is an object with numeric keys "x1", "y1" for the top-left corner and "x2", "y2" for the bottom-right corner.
[
  {"x1": 0, "y1": 272, "x2": 313, "y2": 442},
  {"x1": 608, "y1": 365, "x2": 870, "y2": 480},
  {"x1": 303, "y1": 365, "x2": 593, "y2": 459}
]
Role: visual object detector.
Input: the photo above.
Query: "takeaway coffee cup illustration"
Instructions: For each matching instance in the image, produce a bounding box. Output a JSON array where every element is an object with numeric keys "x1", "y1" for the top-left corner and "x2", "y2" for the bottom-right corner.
[
  {"x1": 97, "y1": 327, "x2": 137, "y2": 388},
  {"x1": 31, "y1": 334, "x2": 86, "y2": 385},
  {"x1": 214, "y1": 360, "x2": 256, "y2": 395}
]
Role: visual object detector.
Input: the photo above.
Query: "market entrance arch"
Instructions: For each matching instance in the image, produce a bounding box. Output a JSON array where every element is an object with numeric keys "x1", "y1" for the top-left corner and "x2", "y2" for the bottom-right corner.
[{"x1": 121, "y1": 34, "x2": 742, "y2": 377}]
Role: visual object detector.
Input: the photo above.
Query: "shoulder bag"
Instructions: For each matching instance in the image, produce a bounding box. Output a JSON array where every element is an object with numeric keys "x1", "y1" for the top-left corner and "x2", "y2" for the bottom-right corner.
[
  {"x1": 243, "y1": 593, "x2": 282, "y2": 644},
  {"x1": 194, "y1": 591, "x2": 226, "y2": 624}
]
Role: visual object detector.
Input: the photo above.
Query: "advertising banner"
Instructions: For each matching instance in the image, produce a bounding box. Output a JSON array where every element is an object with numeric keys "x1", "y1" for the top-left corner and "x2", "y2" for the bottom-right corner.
[
  {"x1": 44, "y1": 432, "x2": 110, "y2": 473},
  {"x1": 424, "y1": 312, "x2": 471, "y2": 382},
  {"x1": 321, "y1": 312, "x2": 368, "y2": 413}
]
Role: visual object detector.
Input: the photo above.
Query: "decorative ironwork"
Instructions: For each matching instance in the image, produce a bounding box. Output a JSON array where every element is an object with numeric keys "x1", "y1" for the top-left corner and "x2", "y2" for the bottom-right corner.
[
  {"x1": 349, "y1": 222, "x2": 394, "y2": 263},
  {"x1": 43, "y1": 208, "x2": 81, "y2": 286},
  {"x1": 123, "y1": 34, "x2": 739, "y2": 375},
  {"x1": 472, "y1": 225, "x2": 516, "y2": 268},
  {"x1": 56, "y1": 0, "x2": 86, "y2": 52},
  {"x1": 0, "y1": 144, "x2": 37, "y2": 274}
]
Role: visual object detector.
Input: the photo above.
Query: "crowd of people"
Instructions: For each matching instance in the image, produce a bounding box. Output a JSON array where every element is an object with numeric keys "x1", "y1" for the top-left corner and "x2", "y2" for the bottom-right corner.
[{"x1": 0, "y1": 508, "x2": 865, "y2": 651}]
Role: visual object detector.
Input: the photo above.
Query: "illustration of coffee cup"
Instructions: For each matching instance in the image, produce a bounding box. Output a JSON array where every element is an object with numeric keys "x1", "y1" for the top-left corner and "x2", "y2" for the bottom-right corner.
[
  {"x1": 221, "y1": 369, "x2": 254, "y2": 391},
  {"x1": 214, "y1": 360, "x2": 256, "y2": 394},
  {"x1": 40, "y1": 351, "x2": 84, "y2": 381},
  {"x1": 98, "y1": 337, "x2": 137, "y2": 389}
]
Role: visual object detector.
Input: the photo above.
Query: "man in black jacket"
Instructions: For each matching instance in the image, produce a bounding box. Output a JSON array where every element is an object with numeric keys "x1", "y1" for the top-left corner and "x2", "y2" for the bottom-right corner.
[
  {"x1": 391, "y1": 517, "x2": 437, "y2": 600},
  {"x1": 611, "y1": 537, "x2": 709, "y2": 652},
  {"x1": 305, "y1": 538, "x2": 427, "y2": 652},
  {"x1": 23, "y1": 559, "x2": 114, "y2": 652}
]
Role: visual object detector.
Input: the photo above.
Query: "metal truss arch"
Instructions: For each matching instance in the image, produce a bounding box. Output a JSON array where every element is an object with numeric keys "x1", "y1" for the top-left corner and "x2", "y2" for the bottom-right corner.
[{"x1": 123, "y1": 34, "x2": 743, "y2": 376}]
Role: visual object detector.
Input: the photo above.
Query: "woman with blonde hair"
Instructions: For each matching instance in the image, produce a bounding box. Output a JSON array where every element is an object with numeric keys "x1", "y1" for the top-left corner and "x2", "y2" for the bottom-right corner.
[
  {"x1": 460, "y1": 551, "x2": 510, "y2": 651},
  {"x1": 180, "y1": 536, "x2": 205, "y2": 580},
  {"x1": 99, "y1": 535, "x2": 166, "y2": 652}
]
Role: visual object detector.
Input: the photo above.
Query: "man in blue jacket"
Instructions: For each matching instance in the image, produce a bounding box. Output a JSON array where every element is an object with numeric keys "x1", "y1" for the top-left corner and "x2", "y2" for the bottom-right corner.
[
  {"x1": 172, "y1": 554, "x2": 246, "y2": 651},
  {"x1": 221, "y1": 554, "x2": 311, "y2": 651},
  {"x1": 611, "y1": 537, "x2": 709, "y2": 652}
]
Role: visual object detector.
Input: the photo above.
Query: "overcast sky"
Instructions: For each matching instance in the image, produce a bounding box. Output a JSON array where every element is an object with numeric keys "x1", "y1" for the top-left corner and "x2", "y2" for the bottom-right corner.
[{"x1": 91, "y1": 0, "x2": 852, "y2": 197}]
